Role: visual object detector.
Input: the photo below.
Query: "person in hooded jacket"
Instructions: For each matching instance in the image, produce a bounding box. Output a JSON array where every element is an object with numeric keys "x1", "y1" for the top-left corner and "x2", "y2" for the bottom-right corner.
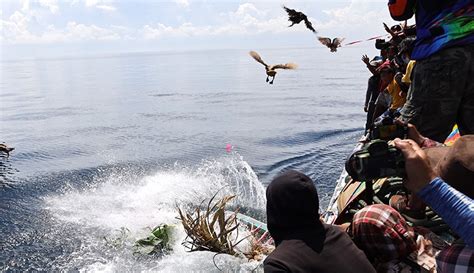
[{"x1": 264, "y1": 170, "x2": 376, "y2": 273}]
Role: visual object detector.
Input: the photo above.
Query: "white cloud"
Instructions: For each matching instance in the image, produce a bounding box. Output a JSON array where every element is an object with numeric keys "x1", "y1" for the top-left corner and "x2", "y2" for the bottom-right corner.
[
  {"x1": 315, "y1": 0, "x2": 395, "y2": 39},
  {"x1": 46, "y1": 21, "x2": 121, "y2": 42},
  {"x1": 95, "y1": 4, "x2": 116, "y2": 12},
  {"x1": 20, "y1": 0, "x2": 31, "y2": 13},
  {"x1": 85, "y1": 0, "x2": 116, "y2": 12},
  {"x1": 1, "y1": 15, "x2": 121, "y2": 44},
  {"x1": 174, "y1": 0, "x2": 190, "y2": 8},
  {"x1": 39, "y1": 0, "x2": 60, "y2": 14},
  {"x1": 141, "y1": 3, "x2": 294, "y2": 40},
  {"x1": 1, "y1": 0, "x2": 402, "y2": 47},
  {"x1": 0, "y1": 11, "x2": 36, "y2": 43}
]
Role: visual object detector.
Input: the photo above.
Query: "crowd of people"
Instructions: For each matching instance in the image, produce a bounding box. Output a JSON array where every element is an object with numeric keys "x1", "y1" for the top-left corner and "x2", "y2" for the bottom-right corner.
[{"x1": 263, "y1": 0, "x2": 473, "y2": 272}]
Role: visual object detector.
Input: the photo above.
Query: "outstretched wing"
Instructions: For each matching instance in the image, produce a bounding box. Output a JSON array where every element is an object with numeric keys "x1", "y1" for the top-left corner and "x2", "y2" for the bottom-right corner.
[
  {"x1": 333, "y1": 38, "x2": 345, "y2": 47},
  {"x1": 318, "y1": 37, "x2": 332, "y2": 47},
  {"x1": 283, "y1": 6, "x2": 306, "y2": 24},
  {"x1": 283, "y1": 6, "x2": 301, "y2": 19},
  {"x1": 304, "y1": 18, "x2": 316, "y2": 33},
  {"x1": 249, "y1": 51, "x2": 268, "y2": 67},
  {"x1": 272, "y1": 63, "x2": 298, "y2": 70}
]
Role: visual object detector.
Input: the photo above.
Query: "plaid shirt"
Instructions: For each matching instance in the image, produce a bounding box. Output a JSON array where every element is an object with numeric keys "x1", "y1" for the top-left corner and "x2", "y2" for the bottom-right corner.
[
  {"x1": 352, "y1": 204, "x2": 417, "y2": 262},
  {"x1": 436, "y1": 244, "x2": 474, "y2": 273}
]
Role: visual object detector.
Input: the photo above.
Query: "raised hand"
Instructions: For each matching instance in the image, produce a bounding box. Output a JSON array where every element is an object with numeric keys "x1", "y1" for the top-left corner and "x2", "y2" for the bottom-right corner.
[
  {"x1": 383, "y1": 22, "x2": 391, "y2": 33},
  {"x1": 362, "y1": 54, "x2": 370, "y2": 65}
]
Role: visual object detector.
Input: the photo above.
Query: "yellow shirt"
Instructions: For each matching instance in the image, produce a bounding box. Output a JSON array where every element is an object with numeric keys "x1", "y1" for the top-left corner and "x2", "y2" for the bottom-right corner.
[
  {"x1": 402, "y1": 60, "x2": 416, "y2": 84},
  {"x1": 387, "y1": 79, "x2": 406, "y2": 110}
]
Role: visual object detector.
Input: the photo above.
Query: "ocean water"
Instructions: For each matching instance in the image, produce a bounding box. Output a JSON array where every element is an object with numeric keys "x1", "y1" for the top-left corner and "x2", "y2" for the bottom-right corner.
[{"x1": 0, "y1": 47, "x2": 369, "y2": 271}]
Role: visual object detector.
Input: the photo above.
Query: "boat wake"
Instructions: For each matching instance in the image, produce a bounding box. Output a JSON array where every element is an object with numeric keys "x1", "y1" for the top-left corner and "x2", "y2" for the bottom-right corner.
[{"x1": 39, "y1": 154, "x2": 266, "y2": 271}]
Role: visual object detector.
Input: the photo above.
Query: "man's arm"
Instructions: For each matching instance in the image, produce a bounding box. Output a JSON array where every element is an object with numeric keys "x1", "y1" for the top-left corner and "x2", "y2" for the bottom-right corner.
[
  {"x1": 394, "y1": 139, "x2": 474, "y2": 248},
  {"x1": 383, "y1": 22, "x2": 397, "y2": 37},
  {"x1": 417, "y1": 177, "x2": 474, "y2": 248},
  {"x1": 394, "y1": 72, "x2": 409, "y2": 93},
  {"x1": 362, "y1": 55, "x2": 377, "y2": 76}
]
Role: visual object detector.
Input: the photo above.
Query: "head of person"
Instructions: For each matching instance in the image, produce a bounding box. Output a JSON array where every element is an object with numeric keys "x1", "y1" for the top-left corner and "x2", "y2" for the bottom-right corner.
[
  {"x1": 397, "y1": 37, "x2": 416, "y2": 63},
  {"x1": 352, "y1": 204, "x2": 417, "y2": 263},
  {"x1": 380, "y1": 49, "x2": 388, "y2": 60},
  {"x1": 266, "y1": 170, "x2": 323, "y2": 246},
  {"x1": 391, "y1": 24, "x2": 402, "y2": 32},
  {"x1": 425, "y1": 135, "x2": 474, "y2": 198},
  {"x1": 377, "y1": 61, "x2": 395, "y2": 85},
  {"x1": 376, "y1": 39, "x2": 390, "y2": 60},
  {"x1": 387, "y1": 45, "x2": 398, "y2": 60}
]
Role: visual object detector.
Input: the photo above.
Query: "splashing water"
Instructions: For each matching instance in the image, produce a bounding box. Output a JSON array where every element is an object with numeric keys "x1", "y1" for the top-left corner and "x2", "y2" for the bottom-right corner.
[{"x1": 41, "y1": 154, "x2": 266, "y2": 271}]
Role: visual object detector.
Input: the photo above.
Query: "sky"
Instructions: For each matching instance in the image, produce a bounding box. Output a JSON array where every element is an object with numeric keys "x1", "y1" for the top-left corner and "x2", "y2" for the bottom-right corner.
[{"x1": 0, "y1": 0, "x2": 404, "y2": 60}]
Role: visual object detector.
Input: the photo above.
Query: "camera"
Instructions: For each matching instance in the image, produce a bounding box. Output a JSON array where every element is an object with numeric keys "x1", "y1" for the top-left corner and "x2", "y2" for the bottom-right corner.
[
  {"x1": 369, "y1": 115, "x2": 408, "y2": 141},
  {"x1": 345, "y1": 140, "x2": 406, "y2": 181}
]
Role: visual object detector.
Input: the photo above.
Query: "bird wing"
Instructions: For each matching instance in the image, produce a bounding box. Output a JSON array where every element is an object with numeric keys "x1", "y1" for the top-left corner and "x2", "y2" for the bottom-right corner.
[
  {"x1": 272, "y1": 63, "x2": 298, "y2": 70},
  {"x1": 318, "y1": 37, "x2": 332, "y2": 47},
  {"x1": 249, "y1": 51, "x2": 268, "y2": 68},
  {"x1": 304, "y1": 18, "x2": 316, "y2": 33},
  {"x1": 283, "y1": 6, "x2": 299, "y2": 18},
  {"x1": 333, "y1": 38, "x2": 345, "y2": 47},
  {"x1": 283, "y1": 6, "x2": 306, "y2": 24}
]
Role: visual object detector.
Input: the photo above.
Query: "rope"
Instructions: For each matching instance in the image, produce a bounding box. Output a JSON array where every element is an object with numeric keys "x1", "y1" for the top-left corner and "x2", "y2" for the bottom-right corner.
[{"x1": 344, "y1": 34, "x2": 391, "y2": 46}]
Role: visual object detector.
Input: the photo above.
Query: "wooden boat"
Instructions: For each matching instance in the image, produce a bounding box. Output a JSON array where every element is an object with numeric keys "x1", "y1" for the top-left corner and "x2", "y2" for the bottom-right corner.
[{"x1": 323, "y1": 125, "x2": 460, "y2": 226}]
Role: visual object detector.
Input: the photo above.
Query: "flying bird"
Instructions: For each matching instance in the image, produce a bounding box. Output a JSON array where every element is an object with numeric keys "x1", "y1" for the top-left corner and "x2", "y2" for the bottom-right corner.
[
  {"x1": 0, "y1": 143, "x2": 14, "y2": 158},
  {"x1": 249, "y1": 51, "x2": 297, "y2": 84},
  {"x1": 283, "y1": 6, "x2": 316, "y2": 33},
  {"x1": 318, "y1": 37, "x2": 345, "y2": 52}
]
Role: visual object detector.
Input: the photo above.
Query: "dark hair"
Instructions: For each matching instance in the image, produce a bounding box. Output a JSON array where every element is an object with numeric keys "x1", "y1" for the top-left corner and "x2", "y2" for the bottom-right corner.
[
  {"x1": 375, "y1": 39, "x2": 391, "y2": 50},
  {"x1": 391, "y1": 25, "x2": 402, "y2": 32}
]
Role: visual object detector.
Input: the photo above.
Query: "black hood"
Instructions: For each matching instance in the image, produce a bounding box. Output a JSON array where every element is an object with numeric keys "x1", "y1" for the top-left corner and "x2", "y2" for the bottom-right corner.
[{"x1": 266, "y1": 170, "x2": 324, "y2": 245}]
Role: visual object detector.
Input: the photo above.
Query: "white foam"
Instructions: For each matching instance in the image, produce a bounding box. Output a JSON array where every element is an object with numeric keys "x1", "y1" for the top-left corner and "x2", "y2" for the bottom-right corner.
[{"x1": 44, "y1": 154, "x2": 266, "y2": 271}]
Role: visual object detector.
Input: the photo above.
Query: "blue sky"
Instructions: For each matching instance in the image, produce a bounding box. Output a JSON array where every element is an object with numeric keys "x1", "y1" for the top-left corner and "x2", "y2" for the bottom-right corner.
[{"x1": 1, "y1": 0, "x2": 403, "y2": 60}]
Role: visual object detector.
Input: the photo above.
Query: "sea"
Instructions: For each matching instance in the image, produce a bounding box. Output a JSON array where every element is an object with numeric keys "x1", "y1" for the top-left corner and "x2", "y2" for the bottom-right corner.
[{"x1": 0, "y1": 47, "x2": 371, "y2": 271}]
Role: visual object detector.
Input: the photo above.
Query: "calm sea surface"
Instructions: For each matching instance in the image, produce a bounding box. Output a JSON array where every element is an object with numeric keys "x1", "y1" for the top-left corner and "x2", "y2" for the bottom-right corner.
[{"x1": 0, "y1": 47, "x2": 369, "y2": 271}]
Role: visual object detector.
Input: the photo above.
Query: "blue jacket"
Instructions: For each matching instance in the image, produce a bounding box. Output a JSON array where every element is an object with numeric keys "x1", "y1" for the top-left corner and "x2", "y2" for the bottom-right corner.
[
  {"x1": 418, "y1": 177, "x2": 474, "y2": 248},
  {"x1": 389, "y1": 0, "x2": 474, "y2": 60}
]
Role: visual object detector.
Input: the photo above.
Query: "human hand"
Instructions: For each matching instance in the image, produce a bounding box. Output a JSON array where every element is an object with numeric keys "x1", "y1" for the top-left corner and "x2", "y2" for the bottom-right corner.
[
  {"x1": 395, "y1": 121, "x2": 426, "y2": 146},
  {"x1": 336, "y1": 222, "x2": 351, "y2": 232},
  {"x1": 362, "y1": 54, "x2": 370, "y2": 65},
  {"x1": 393, "y1": 138, "x2": 437, "y2": 193}
]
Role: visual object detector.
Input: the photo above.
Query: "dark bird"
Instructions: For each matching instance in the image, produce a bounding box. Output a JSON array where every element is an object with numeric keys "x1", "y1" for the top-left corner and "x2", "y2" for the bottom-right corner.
[
  {"x1": 283, "y1": 6, "x2": 316, "y2": 33},
  {"x1": 0, "y1": 143, "x2": 14, "y2": 158},
  {"x1": 318, "y1": 37, "x2": 345, "y2": 52},
  {"x1": 249, "y1": 51, "x2": 297, "y2": 84}
]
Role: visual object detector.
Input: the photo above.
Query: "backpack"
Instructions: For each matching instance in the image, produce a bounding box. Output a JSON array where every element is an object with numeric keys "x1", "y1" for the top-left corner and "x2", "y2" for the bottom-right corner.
[{"x1": 388, "y1": 0, "x2": 416, "y2": 21}]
